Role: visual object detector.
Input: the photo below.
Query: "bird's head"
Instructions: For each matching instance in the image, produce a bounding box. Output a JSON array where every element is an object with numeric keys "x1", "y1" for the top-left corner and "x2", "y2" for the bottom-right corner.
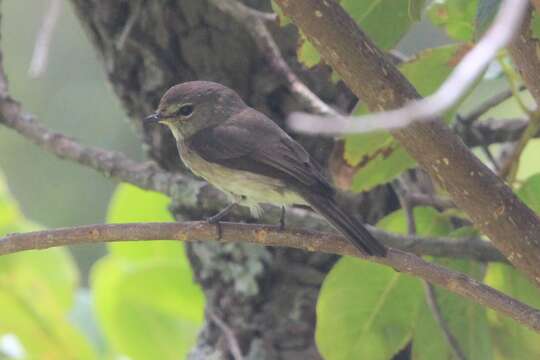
[{"x1": 144, "y1": 81, "x2": 246, "y2": 140}]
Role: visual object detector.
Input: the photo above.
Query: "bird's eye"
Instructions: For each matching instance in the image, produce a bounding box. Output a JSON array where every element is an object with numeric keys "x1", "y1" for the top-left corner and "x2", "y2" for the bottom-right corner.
[{"x1": 177, "y1": 104, "x2": 194, "y2": 117}]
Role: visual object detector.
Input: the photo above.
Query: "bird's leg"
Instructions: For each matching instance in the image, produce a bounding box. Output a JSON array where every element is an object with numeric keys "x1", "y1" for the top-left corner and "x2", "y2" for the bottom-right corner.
[
  {"x1": 207, "y1": 202, "x2": 237, "y2": 239},
  {"x1": 279, "y1": 206, "x2": 286, "y2": 230}
]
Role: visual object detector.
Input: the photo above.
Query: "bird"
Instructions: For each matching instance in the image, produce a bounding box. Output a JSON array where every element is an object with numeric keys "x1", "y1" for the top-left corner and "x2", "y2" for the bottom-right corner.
[{"x1": 144, "y1": 81, "x2": 387, "y2": 257}]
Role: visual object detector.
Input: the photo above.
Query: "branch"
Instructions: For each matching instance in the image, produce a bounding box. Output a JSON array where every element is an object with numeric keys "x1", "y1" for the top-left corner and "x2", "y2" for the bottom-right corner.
[
  {"x1": 424, "y1": 283, "x2": 467, "y2": 360},
  {"x1": 508, "y1": 5, "x2": 540, "y2": 105},
  {"x1": 396, "y1": 178, "x2": 466, "y2": 360},
  {"x1": 0, "y1": 222, "x2": 537, "y2": 332},
  {"x1": 208, "y1": 0, "x2": 337, "y2": 116},
  {"x1": 274, "y1": 0, "x2": 540, "y2": 286},
  {"x1": 459, "y1": 86, "x2": 526, "y2": 126},
  {"x1": 0, "y1": 99, "x2": 191, "y2": 197},
  {"x1": 460, "y1": 118, "x2": 536, "y2": 147},
  {"x1": 286, "y1": 0, "x2": 529, "y2": 134}
]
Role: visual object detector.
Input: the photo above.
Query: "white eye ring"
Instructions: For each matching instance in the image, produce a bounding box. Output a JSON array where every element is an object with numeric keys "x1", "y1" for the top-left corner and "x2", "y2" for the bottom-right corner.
[{"x1": 177, "y1": 104, "x2": 194, "y2": 117}]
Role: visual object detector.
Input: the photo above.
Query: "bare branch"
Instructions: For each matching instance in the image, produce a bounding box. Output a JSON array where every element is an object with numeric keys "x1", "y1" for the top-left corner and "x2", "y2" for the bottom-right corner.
[
  {"x1": 460, "y1": 118, "x2": 536, "y2": 147},
  {"x1": 424, "y1": 283, "x2": 468, "y2": 360},
  {"x1": 0, "y1": 97, "x2": 192, "y2": 197},
  {"x1": 287, "y1": 0, "x2": 529, "y2": 134},
  {"x1": 396, "y1": 178, "x2": 467, "y2": 360},
  {"x1": 116, "y1": 0, "x2": 143, "y2": 50},
  {"x1": 28, "y1": 0, "x2": 62, "y2": 78},
  {"x1": 0, "y1": 221, "x2": 537, "y2": 331},
  {"x1": 208, "y1": 311, "x2": 244, "y2": 360},
  {"x1": 460, "y1": 86, "x2": 526, "y2": 126},
  {"x1": 208, "y1": 0, "x2": 337, "y2": 116}
]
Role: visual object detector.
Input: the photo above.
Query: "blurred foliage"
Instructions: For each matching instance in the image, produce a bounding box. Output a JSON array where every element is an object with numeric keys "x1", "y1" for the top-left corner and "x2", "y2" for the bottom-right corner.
[
  {"x1": 0, "y1": 176, "x2": 205, "y2": 359},
  {"x1": 0, "y1": 171, "x2": 95, "y2": 358}
]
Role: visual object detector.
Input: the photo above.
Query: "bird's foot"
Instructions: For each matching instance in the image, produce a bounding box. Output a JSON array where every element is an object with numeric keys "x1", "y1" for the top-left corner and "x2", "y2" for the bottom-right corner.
[{"x1": 207, "y1": 203, "x2": 236, "y2": 240}]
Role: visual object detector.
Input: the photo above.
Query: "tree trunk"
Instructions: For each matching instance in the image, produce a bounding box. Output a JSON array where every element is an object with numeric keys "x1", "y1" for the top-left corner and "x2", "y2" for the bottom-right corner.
[{"x1": 68, "y1": 1, "x2": 394, "y2": 358}]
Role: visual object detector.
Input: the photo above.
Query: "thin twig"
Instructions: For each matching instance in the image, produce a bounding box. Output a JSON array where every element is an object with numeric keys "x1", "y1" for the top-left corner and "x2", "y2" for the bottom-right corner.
[
  {"x1": 28, "y1": 0, "x2": 62, "y2": 78},
  {"x1": 499, "y1": 110, "x2": 540, "y2": 180},
  {"x1": 396, "y1": 179, "x2": 468, "y2": 360},
  {"x1": 461, "y1": 117, "x2": 537, "y2": 147},
  {"x1": 287, "y1": 0, "x2": 529, "y2": 134},
  {"x1": 397, "y1": 180, "x2": 468, "y2": 360},
  {"x1": 407, "y1": 193, "x2": 455, "y2": 211},
  {"x1": 460, "y1": 85, "x2": 526, "y2": 125},
  {"x1": 424, "y1": 283, "x2": 468, "y2": 360},
  {"x1": 0, "y1": 222, "x2": 537, "y2": 331},
  {"x1": 208, "y1": 311, "x2": 244, "y2": 360},
  {"x1": 116, "y1": 0, "x2": 143, "y2": 50},
  {"x1": 456, "y1": 114, "x2": 501, "y2": 170},
  {"x1": 208, "y1": 0, "x2": 337, "y2": 116}
]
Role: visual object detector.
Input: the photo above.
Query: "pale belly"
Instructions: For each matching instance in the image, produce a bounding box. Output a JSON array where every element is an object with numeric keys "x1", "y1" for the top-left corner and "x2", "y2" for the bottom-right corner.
[{"x1": 179, "y1": 145, "x2": 305, "y2": 217}]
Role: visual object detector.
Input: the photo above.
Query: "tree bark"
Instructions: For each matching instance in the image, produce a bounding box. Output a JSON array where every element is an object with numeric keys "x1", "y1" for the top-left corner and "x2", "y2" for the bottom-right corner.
[{"x1": 68, "y1": 1, "x2": 393, "y2": 358}]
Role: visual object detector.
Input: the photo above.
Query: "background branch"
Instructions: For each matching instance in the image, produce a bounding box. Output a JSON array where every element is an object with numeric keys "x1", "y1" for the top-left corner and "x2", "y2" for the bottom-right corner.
[
  {"x1": 209, "y1": 0, "x2": 337, "y2": 116},
  {"x1": 0, "y1": 221, "x2": 536, "y2": 332}
]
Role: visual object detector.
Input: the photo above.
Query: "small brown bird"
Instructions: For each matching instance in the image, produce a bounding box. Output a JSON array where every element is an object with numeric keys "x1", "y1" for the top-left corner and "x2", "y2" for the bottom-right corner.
[{"x1": 145, "y1": 81, "x2": 386, "y2": 257}]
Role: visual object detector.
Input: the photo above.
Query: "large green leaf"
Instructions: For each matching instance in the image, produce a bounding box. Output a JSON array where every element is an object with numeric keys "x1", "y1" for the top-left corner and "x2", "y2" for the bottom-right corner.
[
  {"x1": 427, "y1": 0, "x2": 478, "y2": 41},
  {"x1": 106, "y1": 183, "x2": 187, "y2": 264},
  {"x1": 91, "y1": 257, "x2": 204, "y2": 360},
  {"x1": 0, "y1": 172, "x2": 95, "y2": 359},
  {"x1": 484, "y1": 263, "x2": 540, "y2": 358},
  {"x1": 297, "y1": 0, "x2": 417, "y2": 67},
  {"x1": 345, "y1": 44, "x2": 464, "y2": 192},
  {"x1": 517, "y1": 173, "x2": 540, "y2": 213},
  {"x1": 316, "y1": 259, "x2": 423, "y2": 360}
]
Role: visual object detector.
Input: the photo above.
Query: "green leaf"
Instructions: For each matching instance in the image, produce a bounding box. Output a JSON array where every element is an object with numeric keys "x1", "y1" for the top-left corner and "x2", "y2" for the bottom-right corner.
[
  {"x1": 412, "y1": 259, "x2": 493, "y2": 360},
  {"x1": 346, "y1": 44, "x2": 464, "y2": 192},
  {"x1": 106, "y1": 183, "x2": 187, "y2": 264},
  {"x1": 484, "y1": 263, "x2": 540, "y2": 358},
  {"x1": 517, "y1": 173, "x2": 540, "y2": 213},
  {"x1": 427, "y1": 0, "x2": 478, "y2": 41},
  {"x1": 409, "y1": 0, "x2": 427, "y2": 22},
  {"x1": 475, "y1": 0, "x2": 501, "y2": 38},
  {"x1": 297, "y1": 0, "x2": 416, "y2": 67},
  {"x1": 376, "y1": 206, "x2": 453, "y2": 236},
  {"x1": 271, "y1": 0, "x2": 291, "y2": 26},
  {"x1": 532, "y1": 12, "x2": 540, "y2": 39},
  {"x1": 316, "y1": 259, "x2": 423, "y2": 360},
  {"x1": 0, "y1": 171, "x2": 96, "y2": 359},
  {"x1": 91, "y1": 257, "x2": 204, "y2": 360}
]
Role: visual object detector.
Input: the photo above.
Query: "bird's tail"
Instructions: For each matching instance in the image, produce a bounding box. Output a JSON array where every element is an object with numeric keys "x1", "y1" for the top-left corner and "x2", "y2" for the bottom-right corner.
[{"x1": 302, "y1": 192, "x2": 387, "y2": 257}]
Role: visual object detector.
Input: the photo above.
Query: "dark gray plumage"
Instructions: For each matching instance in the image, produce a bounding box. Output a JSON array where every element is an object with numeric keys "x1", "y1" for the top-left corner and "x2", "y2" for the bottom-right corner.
[{"x1": 145, "y1": 81, "x2": 386, "y2": 257}]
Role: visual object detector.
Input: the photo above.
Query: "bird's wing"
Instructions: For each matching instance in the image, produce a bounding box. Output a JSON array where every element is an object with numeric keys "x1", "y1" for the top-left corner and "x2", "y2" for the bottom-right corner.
[{"x1": 187, "y1": 108, "x2": 333, "y2": 195}]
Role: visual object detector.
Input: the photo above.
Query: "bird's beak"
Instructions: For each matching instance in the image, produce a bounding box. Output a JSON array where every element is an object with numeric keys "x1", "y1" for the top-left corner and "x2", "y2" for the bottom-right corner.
[{"x1": 144, "y1": 113, "x2": 161, "y2": 125}]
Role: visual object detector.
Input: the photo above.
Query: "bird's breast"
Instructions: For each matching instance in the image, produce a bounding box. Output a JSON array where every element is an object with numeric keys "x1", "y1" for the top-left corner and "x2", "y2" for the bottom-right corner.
[{"x1": 178, "y1": 142, "x2": 304, "y2": 207}]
